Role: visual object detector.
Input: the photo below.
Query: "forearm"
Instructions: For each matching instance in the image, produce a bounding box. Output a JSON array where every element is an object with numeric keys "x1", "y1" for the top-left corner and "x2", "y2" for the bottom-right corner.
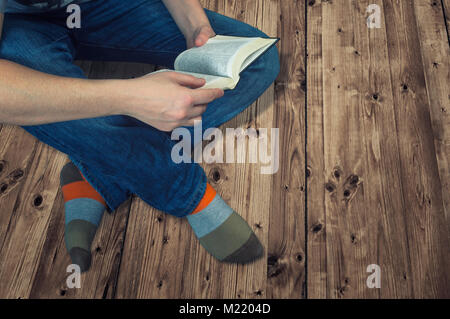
[
  {"x1": 0, "y1": 59, "x2": 120, "y2": 125},
  {"x1": 161, "y1": 0, "x2": 210, "y2": 37}
]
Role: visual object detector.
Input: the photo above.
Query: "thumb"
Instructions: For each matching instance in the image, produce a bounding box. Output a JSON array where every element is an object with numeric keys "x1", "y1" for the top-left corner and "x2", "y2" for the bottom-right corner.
[{"x1": 195, "y1": 32, "x2": 211, "y2": 47}]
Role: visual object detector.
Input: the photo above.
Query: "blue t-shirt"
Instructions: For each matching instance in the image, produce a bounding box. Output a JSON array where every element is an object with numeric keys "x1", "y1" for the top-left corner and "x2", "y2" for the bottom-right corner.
[{"x1": 2, "y1": 0, "x2": 92, "y2": 13}]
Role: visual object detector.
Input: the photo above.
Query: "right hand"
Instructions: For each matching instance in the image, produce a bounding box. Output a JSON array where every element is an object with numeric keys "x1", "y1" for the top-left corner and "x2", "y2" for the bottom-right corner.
[{"x1": 119, "y1": 71, "x2": 224, "y2": 132}]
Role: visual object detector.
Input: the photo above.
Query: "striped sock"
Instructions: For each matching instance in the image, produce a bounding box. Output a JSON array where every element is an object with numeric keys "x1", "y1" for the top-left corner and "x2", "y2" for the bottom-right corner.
[
  {"x1": 187, "y1": 184, "x2": 263, "y2": 264},
  {"x1": 60, "y1": 162, "x2": 105, "y2": 272}
]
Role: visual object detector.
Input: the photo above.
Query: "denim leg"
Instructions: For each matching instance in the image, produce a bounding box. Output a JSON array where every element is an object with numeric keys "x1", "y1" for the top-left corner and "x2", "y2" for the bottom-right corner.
[{"x1": 0, "y1": 13, "x2": 207, "y2": 216}]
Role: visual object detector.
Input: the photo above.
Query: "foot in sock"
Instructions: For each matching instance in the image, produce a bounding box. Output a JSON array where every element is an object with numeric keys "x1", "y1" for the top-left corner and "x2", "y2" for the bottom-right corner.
[
  {"x1": 60, "y1": 162, "x2": 105, "y2": 272},
  {"x1": 187, "y1": 184, "x2": 263, "y2": 264}
]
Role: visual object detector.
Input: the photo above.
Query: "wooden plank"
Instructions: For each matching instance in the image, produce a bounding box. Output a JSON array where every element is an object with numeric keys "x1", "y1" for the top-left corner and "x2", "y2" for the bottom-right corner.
[
  {"x1": 414, "y1": 0, "x2": 450, "y2": 225},
  {"x1": 217, "y1": 0, "x2": 277, "y2": 300},
  {"x1": 307, "y1": 0, "x2": 450, "y2": 298},
  {"x1": 0, "y1": 126, "x2": 37, "y2": 254},
  {"x1": 26, "y1": 61, "x2": 153, "y2": 298},
  {"x1": 115, "y1": 0, "x2": 278, "y2": 299},
  {"x1": 382, "y1": 0, "x2": 449, "y2": 297},
  {"x1": 0, "y1": 126, "x2": 66, "y2": 298},
  {"x1": 266, "y1": 0, "x2": 306, "y2": 299},
  {"x1": 308, "y1": 0, "x2": 390, "y2": 299},
  {"x1": 115, "y1": 198, "x2": 193, "y2": 298},
  {"x1": 306, "y1": 0, "x2": 327, "y2": 299}
]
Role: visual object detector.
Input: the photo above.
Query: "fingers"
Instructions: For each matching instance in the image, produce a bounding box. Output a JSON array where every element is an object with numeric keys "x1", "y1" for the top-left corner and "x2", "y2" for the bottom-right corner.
[
  {"x1": 171, "y1": 72, "x2": 206, "y2": 89},
  {"x1": 195, "y1": 33, "x2": 209, "y2": 47},
  {"x1": 191, "y1": 88, "x2": 225, "y2": 105},
  {"x1": 176, "y1": 105, "x2": 207, "y2": 128},
  {"x1": 186, "y1": 104, "x2": 207, "y2": 119},
  {"x1": 195, "y1": 26, "x2": 215, "y2": 47}
]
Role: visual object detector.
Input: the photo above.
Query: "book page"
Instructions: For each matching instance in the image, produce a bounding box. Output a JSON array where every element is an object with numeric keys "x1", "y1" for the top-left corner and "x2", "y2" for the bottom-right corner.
[
  {"x1": 239, "y1": 40, "x2": 276, "y2": 72},
  {"x1": 174, "y1": 36, "x2": 257, "y2": 78}
]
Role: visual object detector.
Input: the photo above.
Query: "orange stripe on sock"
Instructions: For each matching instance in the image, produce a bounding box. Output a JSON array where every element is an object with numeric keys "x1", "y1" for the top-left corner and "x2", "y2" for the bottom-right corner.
[
  {"x1": 62, "y1": 181, "x2": 106, "y2": 205},
  {"x1": 191, "y1": 183, "x2": 217, "y2": 215}
]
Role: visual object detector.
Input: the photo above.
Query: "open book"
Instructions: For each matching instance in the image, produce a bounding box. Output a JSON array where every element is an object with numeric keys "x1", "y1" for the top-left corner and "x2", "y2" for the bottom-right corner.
[{"x1": 157, "y1": 35, "x2": 279, "y2": 90}]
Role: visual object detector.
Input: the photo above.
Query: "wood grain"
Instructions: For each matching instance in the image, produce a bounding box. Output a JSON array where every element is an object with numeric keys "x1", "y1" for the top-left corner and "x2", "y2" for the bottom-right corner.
[
  {"x1": 0, "y1": 126, "x2": 66, "y2": 298},
  {"x1": 306, "y1": 0, "x2": 327, "y2": 299},
  {"x1": 414, "y1": 0, "x2": 450, "y2": 225},
  {"x1": 383, "y1": 0, "x2": 449, "y2": 297},
  {"x1": 307, "y1": 0, "x2": 449, "y2": 298},
  {"x1": 266, "y1": 0, "x2": 306, "y2": 299}
]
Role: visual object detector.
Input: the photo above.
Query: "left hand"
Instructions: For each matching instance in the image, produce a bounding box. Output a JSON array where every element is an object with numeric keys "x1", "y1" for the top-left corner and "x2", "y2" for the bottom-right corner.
[{"x1": 186, "y1": 24, "x2": 216, "y2": 49}]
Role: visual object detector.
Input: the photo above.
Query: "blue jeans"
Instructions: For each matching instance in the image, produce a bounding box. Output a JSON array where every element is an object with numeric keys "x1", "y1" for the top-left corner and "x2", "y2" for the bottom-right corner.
[{"x1": 0, "y1": 0, "x2": 280, "y2": 216}]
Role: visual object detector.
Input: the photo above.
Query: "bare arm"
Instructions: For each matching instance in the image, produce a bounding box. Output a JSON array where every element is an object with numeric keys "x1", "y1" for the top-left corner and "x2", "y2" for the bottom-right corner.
[
  {"x1": 0, "y1": 60, "x2": 222, "y2": 128},
  {"x1": 0, "y1": 59, "x2": 121, "y2": 125}
]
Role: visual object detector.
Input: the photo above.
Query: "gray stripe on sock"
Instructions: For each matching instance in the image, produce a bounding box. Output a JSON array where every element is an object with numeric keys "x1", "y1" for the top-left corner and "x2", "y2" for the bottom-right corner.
[{"x1": 186, "y1": 194, "x2": 233, "y2": 238}]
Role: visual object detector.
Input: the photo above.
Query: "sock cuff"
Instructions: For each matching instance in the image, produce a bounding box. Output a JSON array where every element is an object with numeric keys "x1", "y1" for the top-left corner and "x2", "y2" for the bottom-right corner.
[{"x1": 190, "y1": 183, "x2": 217, "y2": 215}]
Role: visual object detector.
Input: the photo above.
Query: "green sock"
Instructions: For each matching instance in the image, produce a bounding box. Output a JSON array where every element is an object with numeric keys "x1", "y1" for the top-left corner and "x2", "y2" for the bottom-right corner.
[{"x1": 187, "y1": 183, "x2": 263, "y2": 263}]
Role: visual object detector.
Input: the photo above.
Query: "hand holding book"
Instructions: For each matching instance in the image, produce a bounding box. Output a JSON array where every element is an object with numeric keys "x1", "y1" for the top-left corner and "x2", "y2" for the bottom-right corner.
[{"x1": 157, "y1": 35, "x2": 279, "y2": 90}]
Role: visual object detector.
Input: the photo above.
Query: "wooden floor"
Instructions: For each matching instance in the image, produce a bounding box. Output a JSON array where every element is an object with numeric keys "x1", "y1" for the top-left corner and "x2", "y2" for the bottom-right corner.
[{"x1": 0, "y1": 0, "x2": 448, "y2": 299}]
